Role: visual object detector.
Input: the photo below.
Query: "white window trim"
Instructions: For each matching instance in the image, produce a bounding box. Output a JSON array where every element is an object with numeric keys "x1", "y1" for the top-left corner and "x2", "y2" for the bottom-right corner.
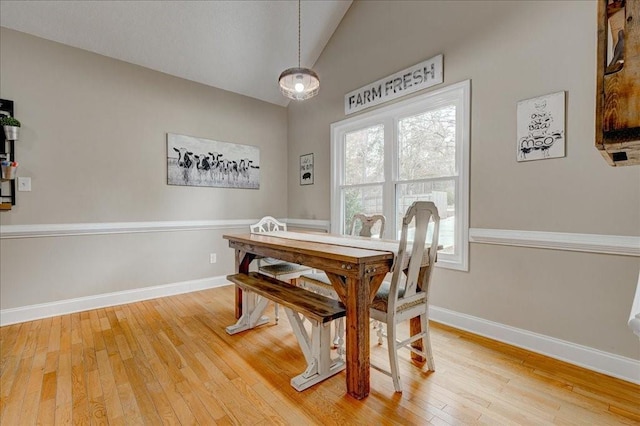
[{"x1": 331, "y1": 80, "x2": 470, "y2": 271}]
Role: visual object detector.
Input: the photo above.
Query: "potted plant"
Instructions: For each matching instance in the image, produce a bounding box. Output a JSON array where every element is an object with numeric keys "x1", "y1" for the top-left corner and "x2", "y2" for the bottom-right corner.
[{"x1": 0, "y1": 116, "x2": 20, "y2": 140}]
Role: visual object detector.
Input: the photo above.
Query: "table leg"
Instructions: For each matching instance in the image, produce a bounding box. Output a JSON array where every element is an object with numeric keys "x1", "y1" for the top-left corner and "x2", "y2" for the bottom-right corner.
[
  {"x1": 325, "y1": 270, "x2": 386, "y2": 399},
  {"x1": 344, "y1": 274, "x2": 370, "y2": 399},
  {"x1": 234, "y1": 250, "x2": 255, "y2": 319}
]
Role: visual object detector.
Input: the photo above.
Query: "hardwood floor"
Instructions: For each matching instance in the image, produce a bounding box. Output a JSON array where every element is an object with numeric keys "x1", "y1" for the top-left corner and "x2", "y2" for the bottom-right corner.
[{"x1": 1, "y1": 285, "x2": 638, "y2": 425}]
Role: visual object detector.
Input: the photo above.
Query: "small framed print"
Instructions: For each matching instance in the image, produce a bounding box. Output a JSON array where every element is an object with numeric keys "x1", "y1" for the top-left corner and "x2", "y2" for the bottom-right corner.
[
  {"x1": 300, "y1": 153, "x2": 314, "y2": 185},
  {"x1": 517, "y1": 91, "x2": 565, "y2": 162}
]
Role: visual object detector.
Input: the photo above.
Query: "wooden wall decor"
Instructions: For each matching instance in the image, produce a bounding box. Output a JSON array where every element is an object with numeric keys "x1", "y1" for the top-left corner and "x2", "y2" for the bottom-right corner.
[{"x1": 596, "y1": 0, "x2": 640, "y2": 166}]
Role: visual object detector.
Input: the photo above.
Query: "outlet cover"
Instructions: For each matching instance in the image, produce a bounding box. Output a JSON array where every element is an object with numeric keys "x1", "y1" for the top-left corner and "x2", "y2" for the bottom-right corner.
[
  {"x1": 210, "y1": 253, "x2": 217, "y2": 264},
  {"x1": 17, "y1": 176, "x2": 31, "y2": 191}
]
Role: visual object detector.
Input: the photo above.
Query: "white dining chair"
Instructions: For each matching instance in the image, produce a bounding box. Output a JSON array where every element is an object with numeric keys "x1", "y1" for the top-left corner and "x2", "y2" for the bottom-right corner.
[
  {"x1": 250, "y1": 216, "x2": 312, "y2": 323},
  {"x1": 370, "y1": 201, "x2": 440, "y2": 392},
  {"x1": 298, "y1": 213, "x2": 386, "y2": 351},
  {"x1": 348, "y1": 213, "x2": 386, "y2": 238}
]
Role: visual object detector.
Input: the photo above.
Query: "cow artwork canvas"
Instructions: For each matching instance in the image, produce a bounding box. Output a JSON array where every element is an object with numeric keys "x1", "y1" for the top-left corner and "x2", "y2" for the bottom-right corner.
[{"x1": 167, "y1": 133, "x2": 260, "y2": 189}]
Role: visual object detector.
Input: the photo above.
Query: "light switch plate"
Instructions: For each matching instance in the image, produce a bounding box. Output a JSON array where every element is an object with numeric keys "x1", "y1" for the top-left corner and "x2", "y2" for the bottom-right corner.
[{"x1": 17, "y1": 176, "x2": 31, "y2": 191}]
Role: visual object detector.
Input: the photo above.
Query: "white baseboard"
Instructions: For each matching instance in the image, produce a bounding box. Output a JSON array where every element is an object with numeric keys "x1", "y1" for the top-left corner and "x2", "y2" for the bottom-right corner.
[
  {"x1": 430, "y1": 305, "x2": 640, "y2": 385},
  {"x1": 2, "y1": 279, "x2": 637, "y2": 385},
  {"x1": 0, "y1": 275, "x2": 231, "y2": 326}
]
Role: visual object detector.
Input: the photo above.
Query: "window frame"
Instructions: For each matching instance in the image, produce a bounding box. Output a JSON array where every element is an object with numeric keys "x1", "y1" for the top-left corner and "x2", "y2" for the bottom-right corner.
[{"x1": 330, "y1": 80, "x2": 470, "y2": 271}]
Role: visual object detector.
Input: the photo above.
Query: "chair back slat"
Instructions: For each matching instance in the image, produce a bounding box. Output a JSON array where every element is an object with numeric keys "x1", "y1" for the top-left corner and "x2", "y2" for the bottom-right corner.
[
  {"x1": 388, "y1": 202, "x2": 440, "y2": 310},
  {"x1": 349, "y1": 214, "x2": 386, "y2": 238},
  {"x1": 251, "y1": 216, "x2": 287, "y2": 233}
]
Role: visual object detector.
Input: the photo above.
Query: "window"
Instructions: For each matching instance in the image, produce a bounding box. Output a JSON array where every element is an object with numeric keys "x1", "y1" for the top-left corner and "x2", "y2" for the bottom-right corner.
[{"x1": 331, "y1": 80, "x2": 470, "y2": 270}]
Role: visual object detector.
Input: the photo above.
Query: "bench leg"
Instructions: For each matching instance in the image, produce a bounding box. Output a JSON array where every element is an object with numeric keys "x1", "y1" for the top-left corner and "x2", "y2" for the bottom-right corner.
[
  {"x1": 225, "y1": 291, "x2": 270, "y2": 335},
  {"x1": 334, "y1": 318, "x2": 345, "y2": 360},
  {"x1": 284, "y1": 308, "x2": 346, "y2": 391}
]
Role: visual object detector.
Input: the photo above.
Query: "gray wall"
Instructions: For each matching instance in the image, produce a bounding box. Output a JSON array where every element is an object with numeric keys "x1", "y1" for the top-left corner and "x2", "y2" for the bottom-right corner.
[
  {"x1": 1, "y1": 2, "x2": 638, "y2": 362},
  {"x1": 287, "y1": 1, "x2": 640, "y2": 358},
  {"x1": 0, "y1": 28, "x2": 288, "y2": 308}
]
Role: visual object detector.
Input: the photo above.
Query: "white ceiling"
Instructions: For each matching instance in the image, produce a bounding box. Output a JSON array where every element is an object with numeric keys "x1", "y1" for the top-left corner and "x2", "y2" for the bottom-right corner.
[{"x1": 0, "y1": 0, "x2": 352, "y2": 106}]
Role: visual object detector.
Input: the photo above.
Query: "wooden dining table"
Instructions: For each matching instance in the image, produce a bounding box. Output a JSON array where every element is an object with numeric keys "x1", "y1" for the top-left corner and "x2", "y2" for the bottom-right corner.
[{"x1": 223, "y1": 231, "x2": 429, "y2": 400}]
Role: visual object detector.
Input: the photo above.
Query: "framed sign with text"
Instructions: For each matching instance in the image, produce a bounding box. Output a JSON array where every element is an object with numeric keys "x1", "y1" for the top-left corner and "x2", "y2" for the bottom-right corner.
[
  {"x1": 344, "y1": 54, "x2": 443, "y2": 115},
  {"x1": 300, "y1": 153, "x2": 314, "y2": 185}
]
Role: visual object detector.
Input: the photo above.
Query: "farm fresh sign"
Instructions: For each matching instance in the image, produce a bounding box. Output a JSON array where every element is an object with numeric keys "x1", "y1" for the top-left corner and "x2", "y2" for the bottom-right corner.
[{"x1": 344, "y1": 54, "x2": 443, "y2": 115}]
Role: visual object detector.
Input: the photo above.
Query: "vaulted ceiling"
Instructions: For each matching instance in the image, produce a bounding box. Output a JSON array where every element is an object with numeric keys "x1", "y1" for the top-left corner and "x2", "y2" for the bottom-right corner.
[{"x1": 0, "y1": 0, "x2": 352, "y2": 106}]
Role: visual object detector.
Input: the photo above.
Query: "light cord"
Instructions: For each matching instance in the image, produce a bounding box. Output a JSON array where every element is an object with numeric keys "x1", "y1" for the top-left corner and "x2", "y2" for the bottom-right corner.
[{"x1": 298, "y1": 0, "x2": 301, "y2": 68}]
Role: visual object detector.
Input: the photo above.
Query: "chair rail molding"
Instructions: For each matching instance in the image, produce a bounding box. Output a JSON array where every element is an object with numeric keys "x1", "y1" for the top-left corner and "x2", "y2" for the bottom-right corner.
[
  {"x1": 283, "y1": 218, "x2": 331, "y2": 232},
  {"x1": 2, "y1": 223, "x2": 636, "y2": 257},
  {"x1": 0, "y1": 218, "x2": 330, "y2": 239},
  {"x1": 469, "y1": 228, "x2": 640, "y2": 257}
]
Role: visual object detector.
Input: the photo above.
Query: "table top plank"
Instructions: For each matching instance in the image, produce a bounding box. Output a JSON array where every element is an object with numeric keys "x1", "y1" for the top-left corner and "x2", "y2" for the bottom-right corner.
[{"x1": 223, "y1": 233, "x2": 395, "y2": 265}]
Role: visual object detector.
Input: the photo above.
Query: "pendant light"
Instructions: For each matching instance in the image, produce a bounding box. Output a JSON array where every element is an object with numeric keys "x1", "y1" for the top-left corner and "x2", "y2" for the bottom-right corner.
[{"x1": 278, "y1": 0, "x2": 319, "y2": 101}]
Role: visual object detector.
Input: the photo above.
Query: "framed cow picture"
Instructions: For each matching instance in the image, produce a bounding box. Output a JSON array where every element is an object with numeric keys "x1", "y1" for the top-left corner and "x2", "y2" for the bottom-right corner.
[
  {"x1": 300, "y1": 153, "x2": 314, "y2": 185},
  {"x1": 167, "y1": 133, "x2": 260, "y2": 189}
]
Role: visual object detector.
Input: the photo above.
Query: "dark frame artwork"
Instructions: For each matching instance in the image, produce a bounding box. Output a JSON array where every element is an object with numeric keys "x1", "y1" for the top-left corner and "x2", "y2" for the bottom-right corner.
[
  {"x1": 595, "y1": 0, "x2": 640, "y2": 166},
  {"x1": 300, "y1": 153, "x2": 314, "y2": 185}
]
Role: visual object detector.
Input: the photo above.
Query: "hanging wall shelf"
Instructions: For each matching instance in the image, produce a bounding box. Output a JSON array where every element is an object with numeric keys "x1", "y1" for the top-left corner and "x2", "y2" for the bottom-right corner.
[{"x1": 0, "y1": 98, "x2": 17, "y2": 211}]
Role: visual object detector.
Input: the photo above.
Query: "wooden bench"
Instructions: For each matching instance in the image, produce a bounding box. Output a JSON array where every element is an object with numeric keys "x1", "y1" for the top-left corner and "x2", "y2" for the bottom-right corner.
[{"x1": 225, "y1": 272, "x2": 347, "y2": 391}]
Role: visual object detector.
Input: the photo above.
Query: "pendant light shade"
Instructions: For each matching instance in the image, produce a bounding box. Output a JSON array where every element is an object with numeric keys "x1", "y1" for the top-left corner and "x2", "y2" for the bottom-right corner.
[
  {"x1": 279, "y1": 67, "x2": 320, "y2": 101},
  {"x1": 279, "y1": 0, "x2": 319, "y2": 101}
]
